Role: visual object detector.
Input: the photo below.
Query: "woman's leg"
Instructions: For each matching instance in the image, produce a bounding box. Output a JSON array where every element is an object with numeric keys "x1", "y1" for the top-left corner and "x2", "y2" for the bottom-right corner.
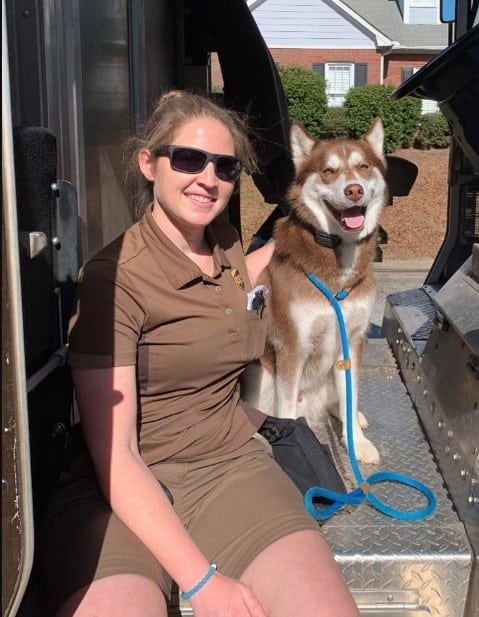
[
  {"x1": 240, "y1": 529, "x2": 359, "y2": 617},
  {"x1": 57, "y1": 574, "x2": 168, "y2": 617}
]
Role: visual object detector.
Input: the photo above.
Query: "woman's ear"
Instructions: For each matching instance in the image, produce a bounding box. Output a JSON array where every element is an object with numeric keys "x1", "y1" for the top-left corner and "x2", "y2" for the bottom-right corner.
[{"x1": 138, "y1": 148, "x2": 155, "y2": 181}]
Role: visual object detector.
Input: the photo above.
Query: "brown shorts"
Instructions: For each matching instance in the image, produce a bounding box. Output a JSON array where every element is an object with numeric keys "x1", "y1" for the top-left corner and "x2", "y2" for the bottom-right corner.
[{"x1": 38, "y1": 435, "x2": 319, "y2": 614}]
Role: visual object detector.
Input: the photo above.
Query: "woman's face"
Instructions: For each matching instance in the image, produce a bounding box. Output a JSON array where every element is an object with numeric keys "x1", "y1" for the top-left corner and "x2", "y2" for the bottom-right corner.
[{"x1": 140, "y1": 116, "x2": 237, "y2": 233}]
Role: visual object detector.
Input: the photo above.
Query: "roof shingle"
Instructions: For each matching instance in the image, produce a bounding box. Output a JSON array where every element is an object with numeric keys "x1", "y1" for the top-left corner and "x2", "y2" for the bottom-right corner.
[{"x1": 339, "y1": 0, "x2": 449, "y2": 50}]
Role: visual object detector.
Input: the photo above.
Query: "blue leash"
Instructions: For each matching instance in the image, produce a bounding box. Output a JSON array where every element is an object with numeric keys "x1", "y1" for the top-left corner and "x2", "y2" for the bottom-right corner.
[{"x1": 303, "y1": 272, "x2": 436, "y2": 522}]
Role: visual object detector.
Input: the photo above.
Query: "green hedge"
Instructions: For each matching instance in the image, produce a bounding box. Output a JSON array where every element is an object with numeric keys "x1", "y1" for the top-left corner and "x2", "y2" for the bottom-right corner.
[
  {"x1": 318, "y1": 107, "x2": 349, "y2": 139},
  {"x1": 344, "y1": 84, "x2": 422, "y2": 153},
  {"x1": 414, "y1": 112, "x2": 451, "y2": 149},
  {"x1": 276, "y1": 66, "x2": 442, "y2": 152},
  {"x1": 278, "y1": 65, "x2": 328, "y2": 138}
]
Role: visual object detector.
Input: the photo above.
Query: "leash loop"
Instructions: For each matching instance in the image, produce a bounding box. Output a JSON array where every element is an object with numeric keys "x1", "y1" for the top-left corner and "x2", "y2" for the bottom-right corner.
[{"x1": 304, "y1": 272, "x2": 436, "y2": 522}]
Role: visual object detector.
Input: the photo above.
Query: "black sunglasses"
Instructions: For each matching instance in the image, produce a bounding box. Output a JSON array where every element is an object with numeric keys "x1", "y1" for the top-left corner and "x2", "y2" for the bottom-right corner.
[{"x1": 154, "y1": 145, "x2": 243, "y2": 182}]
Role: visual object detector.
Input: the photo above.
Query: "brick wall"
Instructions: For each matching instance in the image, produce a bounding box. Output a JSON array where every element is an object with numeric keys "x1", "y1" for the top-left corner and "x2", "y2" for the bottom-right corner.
[
  {"x1": 210, "y1": 49, "x2": 433, "y2": 90},
  {"x1": 210, "y1": 53, "x2": 222, "y2": 90},
  {"x1": 384, "y1": 53, "x2": 431, "y2": 84},
  {"x1": 268, "y1": 48, "x2": 381, "y2": 75}
]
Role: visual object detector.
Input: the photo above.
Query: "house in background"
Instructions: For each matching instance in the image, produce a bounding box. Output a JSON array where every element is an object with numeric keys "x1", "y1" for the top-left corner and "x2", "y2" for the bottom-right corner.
[{"x1": 210, "y1": 0, "x2": 449, "y2": 112}]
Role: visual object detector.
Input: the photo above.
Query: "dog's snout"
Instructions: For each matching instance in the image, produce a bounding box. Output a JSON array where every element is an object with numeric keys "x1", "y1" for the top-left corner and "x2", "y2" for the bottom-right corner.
[{"x1": 344, "y1": 183, "x2": 364, "y2": 202}]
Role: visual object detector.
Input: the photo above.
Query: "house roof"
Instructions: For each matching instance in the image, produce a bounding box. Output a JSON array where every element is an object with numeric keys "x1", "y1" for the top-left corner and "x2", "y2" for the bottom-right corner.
[
  {"x1": 248, "y1": 0, "x2": 449, "y2": 52},
  {"x1": 340, "y1": 0, "x2": 449, "y2": 51},
  {"x1": 324, "y1": 0, "x2": 395, "y2": 47}
]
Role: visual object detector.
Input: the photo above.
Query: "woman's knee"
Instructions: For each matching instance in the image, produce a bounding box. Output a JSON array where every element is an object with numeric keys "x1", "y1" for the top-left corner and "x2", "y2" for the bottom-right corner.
[
  {"x1": 241, "y1": 530, "x2": 359, "y2": 616},
  {"x1": 57, "y1": 573, "x2": 168, "y2": 617}
]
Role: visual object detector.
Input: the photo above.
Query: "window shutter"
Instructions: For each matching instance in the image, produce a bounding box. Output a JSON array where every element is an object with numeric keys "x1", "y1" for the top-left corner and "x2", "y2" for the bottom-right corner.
[
  {"x1": 312, "y1": 63, "x2": 325, "y2": 78},
  {"x1": 401, "y1": 66, "x2": 414, "y2": 82},
  {"x1": 354, "y1": 63, "x2": 367, "y2": 86}
]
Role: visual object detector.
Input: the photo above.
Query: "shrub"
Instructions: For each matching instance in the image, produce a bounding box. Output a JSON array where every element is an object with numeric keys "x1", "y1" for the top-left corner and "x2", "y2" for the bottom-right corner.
[
  {"x1": 414, "y1": 112, "x2": 451, "y2": 149},
  {"x1": 318, "y1": 107, "x2": 349, "y2": 139},
  {"x1": 396, "y1": 96, "x2": 423, "y2": 147},
  {"x1": 344, "y1": 84, "x2": 421, "y2": 153},
  {"x1": 278, "y1": 65, "x2": 328, "y2": 138}
]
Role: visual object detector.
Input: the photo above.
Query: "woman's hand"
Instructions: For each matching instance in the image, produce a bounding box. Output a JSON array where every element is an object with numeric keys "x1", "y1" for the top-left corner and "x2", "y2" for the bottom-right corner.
[{"x1": 189, "y1": 572, "x2": 267, "y2": 616}]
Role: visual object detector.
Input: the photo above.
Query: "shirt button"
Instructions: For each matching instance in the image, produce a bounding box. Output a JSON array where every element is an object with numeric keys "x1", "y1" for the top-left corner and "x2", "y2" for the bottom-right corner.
[
  {"x1": 225, "y1": 308, "x2": 233, "y2": 315},
  {"x1": 215, "y1": 286, "x2": 222, "y2": 293}
]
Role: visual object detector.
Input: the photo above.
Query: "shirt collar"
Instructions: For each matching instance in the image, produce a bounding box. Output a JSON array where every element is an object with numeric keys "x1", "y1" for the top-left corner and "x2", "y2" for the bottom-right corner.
[{"x1": 141, "y1": 206, "x2": 232, "y2": 289}]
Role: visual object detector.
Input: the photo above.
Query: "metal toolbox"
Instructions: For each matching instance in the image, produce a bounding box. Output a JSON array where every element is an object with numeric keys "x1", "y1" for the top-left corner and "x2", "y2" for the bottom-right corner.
[{"x1": 382, "y1": 256, "x2": 479, "y2": 617}]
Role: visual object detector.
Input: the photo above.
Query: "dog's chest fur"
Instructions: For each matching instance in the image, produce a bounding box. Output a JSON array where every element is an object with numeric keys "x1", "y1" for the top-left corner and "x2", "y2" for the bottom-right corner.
[{"x1": 261, "y1": 222, "x2": 375, "y2": 378}]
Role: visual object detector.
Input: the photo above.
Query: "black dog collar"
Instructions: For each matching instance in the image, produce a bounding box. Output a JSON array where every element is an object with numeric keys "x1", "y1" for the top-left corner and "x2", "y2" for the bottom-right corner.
[
  {"x1": 313, "y1": 229, "x2": 342, "y2": 249},
  {"x1": 290, "y1": 210, "x2": 342, "y2": 249}
]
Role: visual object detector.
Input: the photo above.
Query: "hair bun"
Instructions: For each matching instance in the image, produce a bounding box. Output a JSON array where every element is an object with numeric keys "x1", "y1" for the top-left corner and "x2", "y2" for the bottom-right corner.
[{"x1": 157, "y1": 90, "x2": 188, "y2": 105}]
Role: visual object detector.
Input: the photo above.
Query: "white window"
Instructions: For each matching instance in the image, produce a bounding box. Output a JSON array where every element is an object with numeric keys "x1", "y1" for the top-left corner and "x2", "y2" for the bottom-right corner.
[
  {"x1": 409, "y1": 0, "x2": 437, "y2": 6},
  {"x1": 413, "y1": 67, "x2": 439, "y2": 113},
  {"x1": 325, "y1": 64, "x2": 354, "y2": 107},
  {"x1": 406, "y1": 0, "x2": 439, "y2": 24},
  {"x1": 421, "y1": 99, "x2": 440, "y2": 113}
]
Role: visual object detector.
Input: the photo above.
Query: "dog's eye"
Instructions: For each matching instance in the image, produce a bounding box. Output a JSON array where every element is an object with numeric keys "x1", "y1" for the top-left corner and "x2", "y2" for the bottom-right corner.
[
  {"x1": 359, "y1": 163, "x2": 369, "y2": 171},
  {"x1": 322, "y1": 167, "x2": 335, "y2": 175}
]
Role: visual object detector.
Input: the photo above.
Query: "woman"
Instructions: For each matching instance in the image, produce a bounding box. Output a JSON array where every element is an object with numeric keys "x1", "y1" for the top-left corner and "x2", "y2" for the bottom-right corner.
[{"x1": 39, "y1": 90, "x2": 359, "y2": 617}]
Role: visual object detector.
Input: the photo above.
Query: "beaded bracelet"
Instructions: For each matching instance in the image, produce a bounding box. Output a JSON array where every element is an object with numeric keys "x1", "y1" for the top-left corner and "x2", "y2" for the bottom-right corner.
[{"x1": 180, "y1": 562, "x2": 217, "y2": 601}]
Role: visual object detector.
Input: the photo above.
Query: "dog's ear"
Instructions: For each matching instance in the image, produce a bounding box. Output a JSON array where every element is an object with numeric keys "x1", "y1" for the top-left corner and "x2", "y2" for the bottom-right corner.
[
  {"x1": 364, "y1": 117, "x2": 385, "y2": 163},
  {"x1": 290, "y1": 121, "x2": 316, "y2": 170}
]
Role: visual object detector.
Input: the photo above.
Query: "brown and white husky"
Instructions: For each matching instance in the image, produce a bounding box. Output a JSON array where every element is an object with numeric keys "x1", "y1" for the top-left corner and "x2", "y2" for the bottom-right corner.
[{"x1": 244, "y1": 117, "x2": 387, "y2": 464}]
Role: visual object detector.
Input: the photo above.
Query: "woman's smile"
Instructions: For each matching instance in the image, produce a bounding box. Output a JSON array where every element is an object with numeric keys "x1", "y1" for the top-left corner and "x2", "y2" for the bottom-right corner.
[{"x1": 184, "y1": 191, "x2": 217, "y2": 207}]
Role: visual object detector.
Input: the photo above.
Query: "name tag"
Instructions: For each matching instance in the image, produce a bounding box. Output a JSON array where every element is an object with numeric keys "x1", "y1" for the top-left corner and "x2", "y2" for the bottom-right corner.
[{"x1": 247, "y1": 285, "x2": 268, "y2": 317}]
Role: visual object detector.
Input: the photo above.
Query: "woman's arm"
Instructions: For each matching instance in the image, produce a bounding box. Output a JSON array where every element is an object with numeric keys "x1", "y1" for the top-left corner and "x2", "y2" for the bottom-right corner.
[
  {"x1": 73, "y1": 365, "x2": 266, "y2": 616},
  {"x1": 73, "y1": 366, "x2": 210, "y2": 588},
  {"x1": 244, "y1": 241, "x2": 275, "y2": 286}
]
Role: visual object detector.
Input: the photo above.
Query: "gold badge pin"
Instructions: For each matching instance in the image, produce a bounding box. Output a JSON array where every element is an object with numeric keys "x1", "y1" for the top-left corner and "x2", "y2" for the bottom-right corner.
[{"x1": 231, "y1": 268, "x2": 245, "y2": 289}]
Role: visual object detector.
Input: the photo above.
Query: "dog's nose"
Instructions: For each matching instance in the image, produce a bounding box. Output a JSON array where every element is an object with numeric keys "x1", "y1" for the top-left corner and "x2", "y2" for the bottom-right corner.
[{"x1": 344, "y1": 184, "x2": 364, "y2": 202}]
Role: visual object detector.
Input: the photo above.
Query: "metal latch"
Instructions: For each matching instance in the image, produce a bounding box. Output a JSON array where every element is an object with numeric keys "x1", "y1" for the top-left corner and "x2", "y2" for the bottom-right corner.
[
  {"x1": 20, "y1": 230, "x2": 48, "y2": 259},
  {"x1": 352, "y1": 590, "x2": 431, "y2": 614}
]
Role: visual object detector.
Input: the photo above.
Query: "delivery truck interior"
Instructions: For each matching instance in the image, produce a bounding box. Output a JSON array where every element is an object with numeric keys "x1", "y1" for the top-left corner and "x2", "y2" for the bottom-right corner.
[{"x1": 2, "y1": 0, "x2": 478, "y2": 615}]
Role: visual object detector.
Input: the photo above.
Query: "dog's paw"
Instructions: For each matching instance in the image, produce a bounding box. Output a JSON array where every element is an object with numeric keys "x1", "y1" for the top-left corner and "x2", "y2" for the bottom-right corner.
[
  {"x1": 358, "y1": 410, "x2": 369, "y2": 429},
  {"x1": 353, "y1": 437, "x2": 380, "y2": 465}
]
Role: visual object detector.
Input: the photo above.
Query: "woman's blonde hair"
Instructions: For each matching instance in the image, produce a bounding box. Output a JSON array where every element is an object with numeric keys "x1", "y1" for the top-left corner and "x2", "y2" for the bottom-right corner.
[{"x1": 125, "y1": 90, "x2": 257, "y2": 216}]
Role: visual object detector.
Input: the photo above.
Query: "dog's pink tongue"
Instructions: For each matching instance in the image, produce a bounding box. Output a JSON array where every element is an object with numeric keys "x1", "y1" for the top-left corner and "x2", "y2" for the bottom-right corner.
[{"x1": 342, "y1": 207, "x2": 364, "y2": 230}]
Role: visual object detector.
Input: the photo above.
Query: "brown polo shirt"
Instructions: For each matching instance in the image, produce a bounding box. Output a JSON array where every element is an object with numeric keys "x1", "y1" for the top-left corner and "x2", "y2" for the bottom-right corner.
[{"x1": 68, "y1": 206, "x2": 267, "y2": 464}]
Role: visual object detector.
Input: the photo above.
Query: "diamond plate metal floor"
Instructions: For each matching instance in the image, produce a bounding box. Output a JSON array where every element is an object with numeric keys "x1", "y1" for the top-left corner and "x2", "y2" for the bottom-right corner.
[{"x1": 316, "y1": 338, "x2": 473, "y2": 617}]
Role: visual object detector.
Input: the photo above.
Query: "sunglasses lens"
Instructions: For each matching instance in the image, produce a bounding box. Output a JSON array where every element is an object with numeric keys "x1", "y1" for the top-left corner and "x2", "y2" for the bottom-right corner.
[
  {"x1": 216, "y1": 157, "x2": 242, "y2": 181},
  {"x1": 163, "y1": 147, "x2": 242, "y2": 181},
  {"x1": 171, "y1": 148, "x2": 207, "y2": 174}
]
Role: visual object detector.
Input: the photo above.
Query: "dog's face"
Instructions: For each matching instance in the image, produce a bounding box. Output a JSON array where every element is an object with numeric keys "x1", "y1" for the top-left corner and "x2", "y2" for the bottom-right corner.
[{"x1": 289, "y1": 118, "x2": 387, "y2": 242}]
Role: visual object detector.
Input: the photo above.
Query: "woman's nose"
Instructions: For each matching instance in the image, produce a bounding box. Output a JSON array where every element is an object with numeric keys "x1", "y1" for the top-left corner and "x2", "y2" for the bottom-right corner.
[{"x1": 198, "y1": 160, "x2": 218, "y2": 184}]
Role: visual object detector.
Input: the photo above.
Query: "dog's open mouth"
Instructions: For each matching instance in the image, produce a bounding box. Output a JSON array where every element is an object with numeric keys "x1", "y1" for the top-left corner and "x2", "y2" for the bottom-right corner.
[{"x1": 329, "y1": 204, "x2": 366, "y2": 232}]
